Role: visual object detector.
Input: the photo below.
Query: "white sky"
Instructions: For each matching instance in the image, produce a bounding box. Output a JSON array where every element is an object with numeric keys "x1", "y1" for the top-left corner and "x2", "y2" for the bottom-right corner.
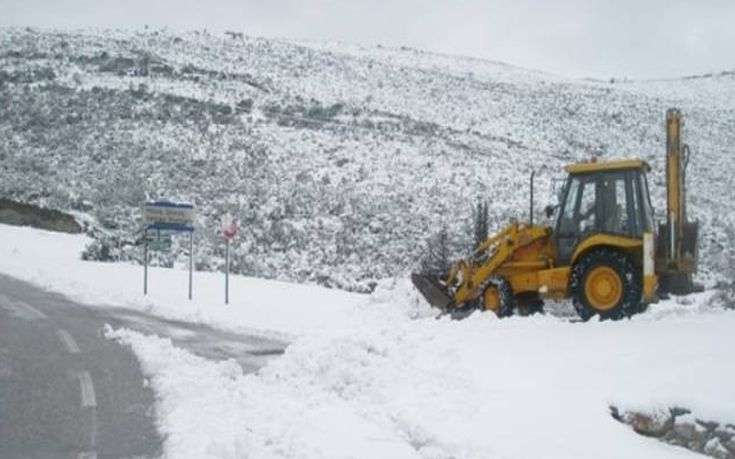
[{"x1": 2, "y1": 0, "x2": 734, "y2": 79}]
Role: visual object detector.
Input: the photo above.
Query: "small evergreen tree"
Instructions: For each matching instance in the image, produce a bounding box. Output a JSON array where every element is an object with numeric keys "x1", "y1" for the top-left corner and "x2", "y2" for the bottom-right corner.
[
  {"x1": 418, "y1": 226, "x2": 451, "y2": 279},
  {"x1": 473, "y1": 198, "x2": 489, "y2": 250}
]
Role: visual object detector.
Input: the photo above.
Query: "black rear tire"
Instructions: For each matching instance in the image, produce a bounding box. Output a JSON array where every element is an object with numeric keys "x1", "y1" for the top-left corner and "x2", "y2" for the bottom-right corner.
[{"x1": 570, "y1": 248, "x2": 642, "y2": 321}]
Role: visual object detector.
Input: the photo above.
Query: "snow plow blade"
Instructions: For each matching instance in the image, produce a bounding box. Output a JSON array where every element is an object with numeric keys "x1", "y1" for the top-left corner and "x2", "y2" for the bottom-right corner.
[{"x1": 411, "y1": 273, "x2": 454, "y2": 310}]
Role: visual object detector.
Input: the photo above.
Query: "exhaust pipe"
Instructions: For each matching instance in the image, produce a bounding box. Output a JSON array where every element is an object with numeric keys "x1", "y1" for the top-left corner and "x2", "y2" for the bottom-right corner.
[{"x1": 529, "y1": 170, "x2": 535, "y2": 226}]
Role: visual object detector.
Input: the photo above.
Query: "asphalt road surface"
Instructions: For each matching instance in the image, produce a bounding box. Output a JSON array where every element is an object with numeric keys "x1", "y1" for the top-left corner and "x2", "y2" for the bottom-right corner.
[{"x1": 0, "y1": 274, "x2": 287, "y2": 459}]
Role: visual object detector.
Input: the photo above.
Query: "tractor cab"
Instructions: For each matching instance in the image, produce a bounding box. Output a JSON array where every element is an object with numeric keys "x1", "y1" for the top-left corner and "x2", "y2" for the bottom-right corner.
[{"x1": 554, "y1": 159, "x2": 654, "y2": 265}]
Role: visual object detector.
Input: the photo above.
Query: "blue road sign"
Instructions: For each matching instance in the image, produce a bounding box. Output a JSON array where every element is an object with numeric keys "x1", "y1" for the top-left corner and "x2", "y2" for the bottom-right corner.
[{"x1": 142, "y1": 201, "x2": 196, "y2": 299}]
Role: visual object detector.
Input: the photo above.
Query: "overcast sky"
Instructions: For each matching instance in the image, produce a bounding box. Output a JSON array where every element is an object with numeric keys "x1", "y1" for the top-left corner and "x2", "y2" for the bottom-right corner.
[{"x1": 3, "y1": 0, "x2": 734, "y2": 79}]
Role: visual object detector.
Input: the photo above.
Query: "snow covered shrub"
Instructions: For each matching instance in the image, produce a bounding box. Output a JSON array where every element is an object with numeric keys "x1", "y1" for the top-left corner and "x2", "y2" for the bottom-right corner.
[
  {"x1": 416, "y1": 227, "x2": 451, "y2": 279},
  {"x1": 715, "y1": 286, "x2": 735, "y2": 310},
  {"x1": 707, "y1": 223, "x2": 735, "y2": 310},
  {"x1": 305, "y1": 102, "x2": 343, "y2": 120},
  {"x1": 235, "y1": 98, "x2": 253, "y2": 114},
  {"x1": 81, "y1": 237, "x2": 118, "y2": 262},
  {"x1": 710, "y1": 276, "x2": 735, "y2": 310}
]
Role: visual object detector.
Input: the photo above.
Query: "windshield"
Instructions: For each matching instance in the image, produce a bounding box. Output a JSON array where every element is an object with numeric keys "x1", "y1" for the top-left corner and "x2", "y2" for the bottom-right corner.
[{"x1": 556, "y1": 176, "x2": 580, "y2": 235}]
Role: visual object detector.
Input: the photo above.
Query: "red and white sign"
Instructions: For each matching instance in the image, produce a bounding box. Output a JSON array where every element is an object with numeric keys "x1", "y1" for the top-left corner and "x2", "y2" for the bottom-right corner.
[{"x1": 221, "y1": 213, "x2": 238, "y2": 240}]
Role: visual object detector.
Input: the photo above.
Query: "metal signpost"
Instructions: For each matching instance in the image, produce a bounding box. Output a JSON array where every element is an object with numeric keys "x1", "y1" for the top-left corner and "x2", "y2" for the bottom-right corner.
[
  {"x1": 221, "y1": 213, "x2": 238, "y2": 304},
  {"x1": 142, "y1": 201, "x2": 195, "y2": 299}
]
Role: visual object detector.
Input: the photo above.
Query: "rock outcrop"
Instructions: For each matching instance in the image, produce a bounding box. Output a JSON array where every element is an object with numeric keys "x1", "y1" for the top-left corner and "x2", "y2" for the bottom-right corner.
[
  {"x1": 0, "y1": 199, "x2": 81, "y2": 234},
  {"x1": 612, "y1": 405, "x2": 735, "y2": 459}
]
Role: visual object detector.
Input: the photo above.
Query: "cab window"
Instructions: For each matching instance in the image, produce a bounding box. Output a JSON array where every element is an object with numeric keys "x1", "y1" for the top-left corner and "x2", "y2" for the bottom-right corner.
[
  {"x1": 576, "y1": 179, "x2": 597, "y2": 235},
  {"x1": 598, "y1": 171, "x2": 640, "y2": 236},
  {"x1": 558, "y1": 177, "x2": 580, "y2": 235}
]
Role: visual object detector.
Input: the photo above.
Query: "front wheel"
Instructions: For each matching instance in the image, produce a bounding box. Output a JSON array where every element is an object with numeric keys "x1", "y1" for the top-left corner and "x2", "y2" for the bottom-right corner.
[
  {"x1": 570, "y1": 249, "x2": 641, "y2": 321},
  {"x1": 481, "y1": 276, "x2": 515, "y2": 318}
]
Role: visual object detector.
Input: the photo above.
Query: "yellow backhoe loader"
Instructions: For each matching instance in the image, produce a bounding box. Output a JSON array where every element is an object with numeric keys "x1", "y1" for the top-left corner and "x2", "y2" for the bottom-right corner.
[{"x1": 412, "y1": 108, "x2": 700, "y2": 320}]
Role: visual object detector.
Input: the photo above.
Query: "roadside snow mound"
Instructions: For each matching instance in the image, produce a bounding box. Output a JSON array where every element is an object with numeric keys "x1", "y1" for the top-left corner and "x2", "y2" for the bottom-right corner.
[
  {"x1": 0, "y1": 223, "x2": 364, "y2": 338},
  {"x1": 109, "y1": 282, "x2": 734, "y2": 459}
]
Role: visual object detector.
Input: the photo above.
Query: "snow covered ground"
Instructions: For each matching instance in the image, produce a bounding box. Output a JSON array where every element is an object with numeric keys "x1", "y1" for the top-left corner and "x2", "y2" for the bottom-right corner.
[
  {"x1": 2, "y1": 223, "x2": 734, "y2": 458},
  {"x1": 0, "y1": 223, "x2": 363, "y2": 338}
]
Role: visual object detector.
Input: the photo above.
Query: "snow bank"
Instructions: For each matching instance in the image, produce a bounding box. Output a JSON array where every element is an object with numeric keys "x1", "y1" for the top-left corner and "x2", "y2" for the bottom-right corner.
[
  {"x1": 107, "y1": 289, "x2": 734, "y2": 458},
  {"x1": 108, "y1": 281, "x2": 733, "y2": 458},
  {"x1": 106, "y1": 326, "x2": 420, "y2": 458},
  {"x1": 0, "y1": 223, "x2": 364, "y2": 337}
]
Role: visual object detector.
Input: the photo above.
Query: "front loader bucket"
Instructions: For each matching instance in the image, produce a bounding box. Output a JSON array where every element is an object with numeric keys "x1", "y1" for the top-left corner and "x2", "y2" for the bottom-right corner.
[{"x1": 411, "y1": 273, "x2": 454, "y2": 310}]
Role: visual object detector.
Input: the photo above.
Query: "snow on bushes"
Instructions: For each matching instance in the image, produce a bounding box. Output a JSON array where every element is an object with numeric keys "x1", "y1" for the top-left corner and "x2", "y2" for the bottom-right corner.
[{"x1": 2, "y1": 27, "x2": 734, "y2": 292}]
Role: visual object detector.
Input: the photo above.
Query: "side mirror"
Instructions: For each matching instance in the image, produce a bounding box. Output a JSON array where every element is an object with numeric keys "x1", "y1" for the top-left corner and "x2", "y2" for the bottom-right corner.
[{"x1": 544, "y1": 204, "x2": 556, "y2": 219}]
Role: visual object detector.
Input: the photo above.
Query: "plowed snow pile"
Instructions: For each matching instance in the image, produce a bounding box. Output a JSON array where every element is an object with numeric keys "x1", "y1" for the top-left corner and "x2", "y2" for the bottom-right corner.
[{"x1": 107, "y1": 279, "x2": 733, "y2": 458}]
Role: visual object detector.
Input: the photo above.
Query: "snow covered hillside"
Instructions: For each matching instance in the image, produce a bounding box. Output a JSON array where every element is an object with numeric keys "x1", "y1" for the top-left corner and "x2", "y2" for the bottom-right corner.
[
  {"x1": 2, "y1": 224, "x2": 734, "y2": 458},
  {"x1": 1, "y1": 27, "x2": 734, "y2": 291}
]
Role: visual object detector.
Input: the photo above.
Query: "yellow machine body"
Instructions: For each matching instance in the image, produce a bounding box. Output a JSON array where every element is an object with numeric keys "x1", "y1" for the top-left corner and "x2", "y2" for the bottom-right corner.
[
  {"x1": 412, "y1": 108, "x2": 697, "y2": 318},
  {"x1": 445, "y1": 222, "x2": 656, "y2": 312}
]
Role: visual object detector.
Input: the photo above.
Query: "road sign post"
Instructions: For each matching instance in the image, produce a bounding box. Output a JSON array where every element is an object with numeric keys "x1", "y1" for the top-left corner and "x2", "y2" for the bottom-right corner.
[
  {"x1": 221, "y1": 213, "x2": 238, "y2": 305},
  {"x1": 143, "y1": 228, "x2": 148, "y2": 295},
  {"x1": 142, "y1": 201, "x2": 195, "y2": 299},
  {"x1": 225, "y1": 239, "x2": 229, "y2": 304},
  {"x1": 189, "y1": 231, "x2": 194, "y2": 301}
]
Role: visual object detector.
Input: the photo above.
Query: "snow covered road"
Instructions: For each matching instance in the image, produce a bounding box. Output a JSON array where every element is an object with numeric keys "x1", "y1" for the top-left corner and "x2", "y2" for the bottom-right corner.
[
  {"x1": 0, "y1": 274, "x2": 162, "y2": 458},
  {"x1": 0, "y1": 271, "x2": 289, "y2": 458}
]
